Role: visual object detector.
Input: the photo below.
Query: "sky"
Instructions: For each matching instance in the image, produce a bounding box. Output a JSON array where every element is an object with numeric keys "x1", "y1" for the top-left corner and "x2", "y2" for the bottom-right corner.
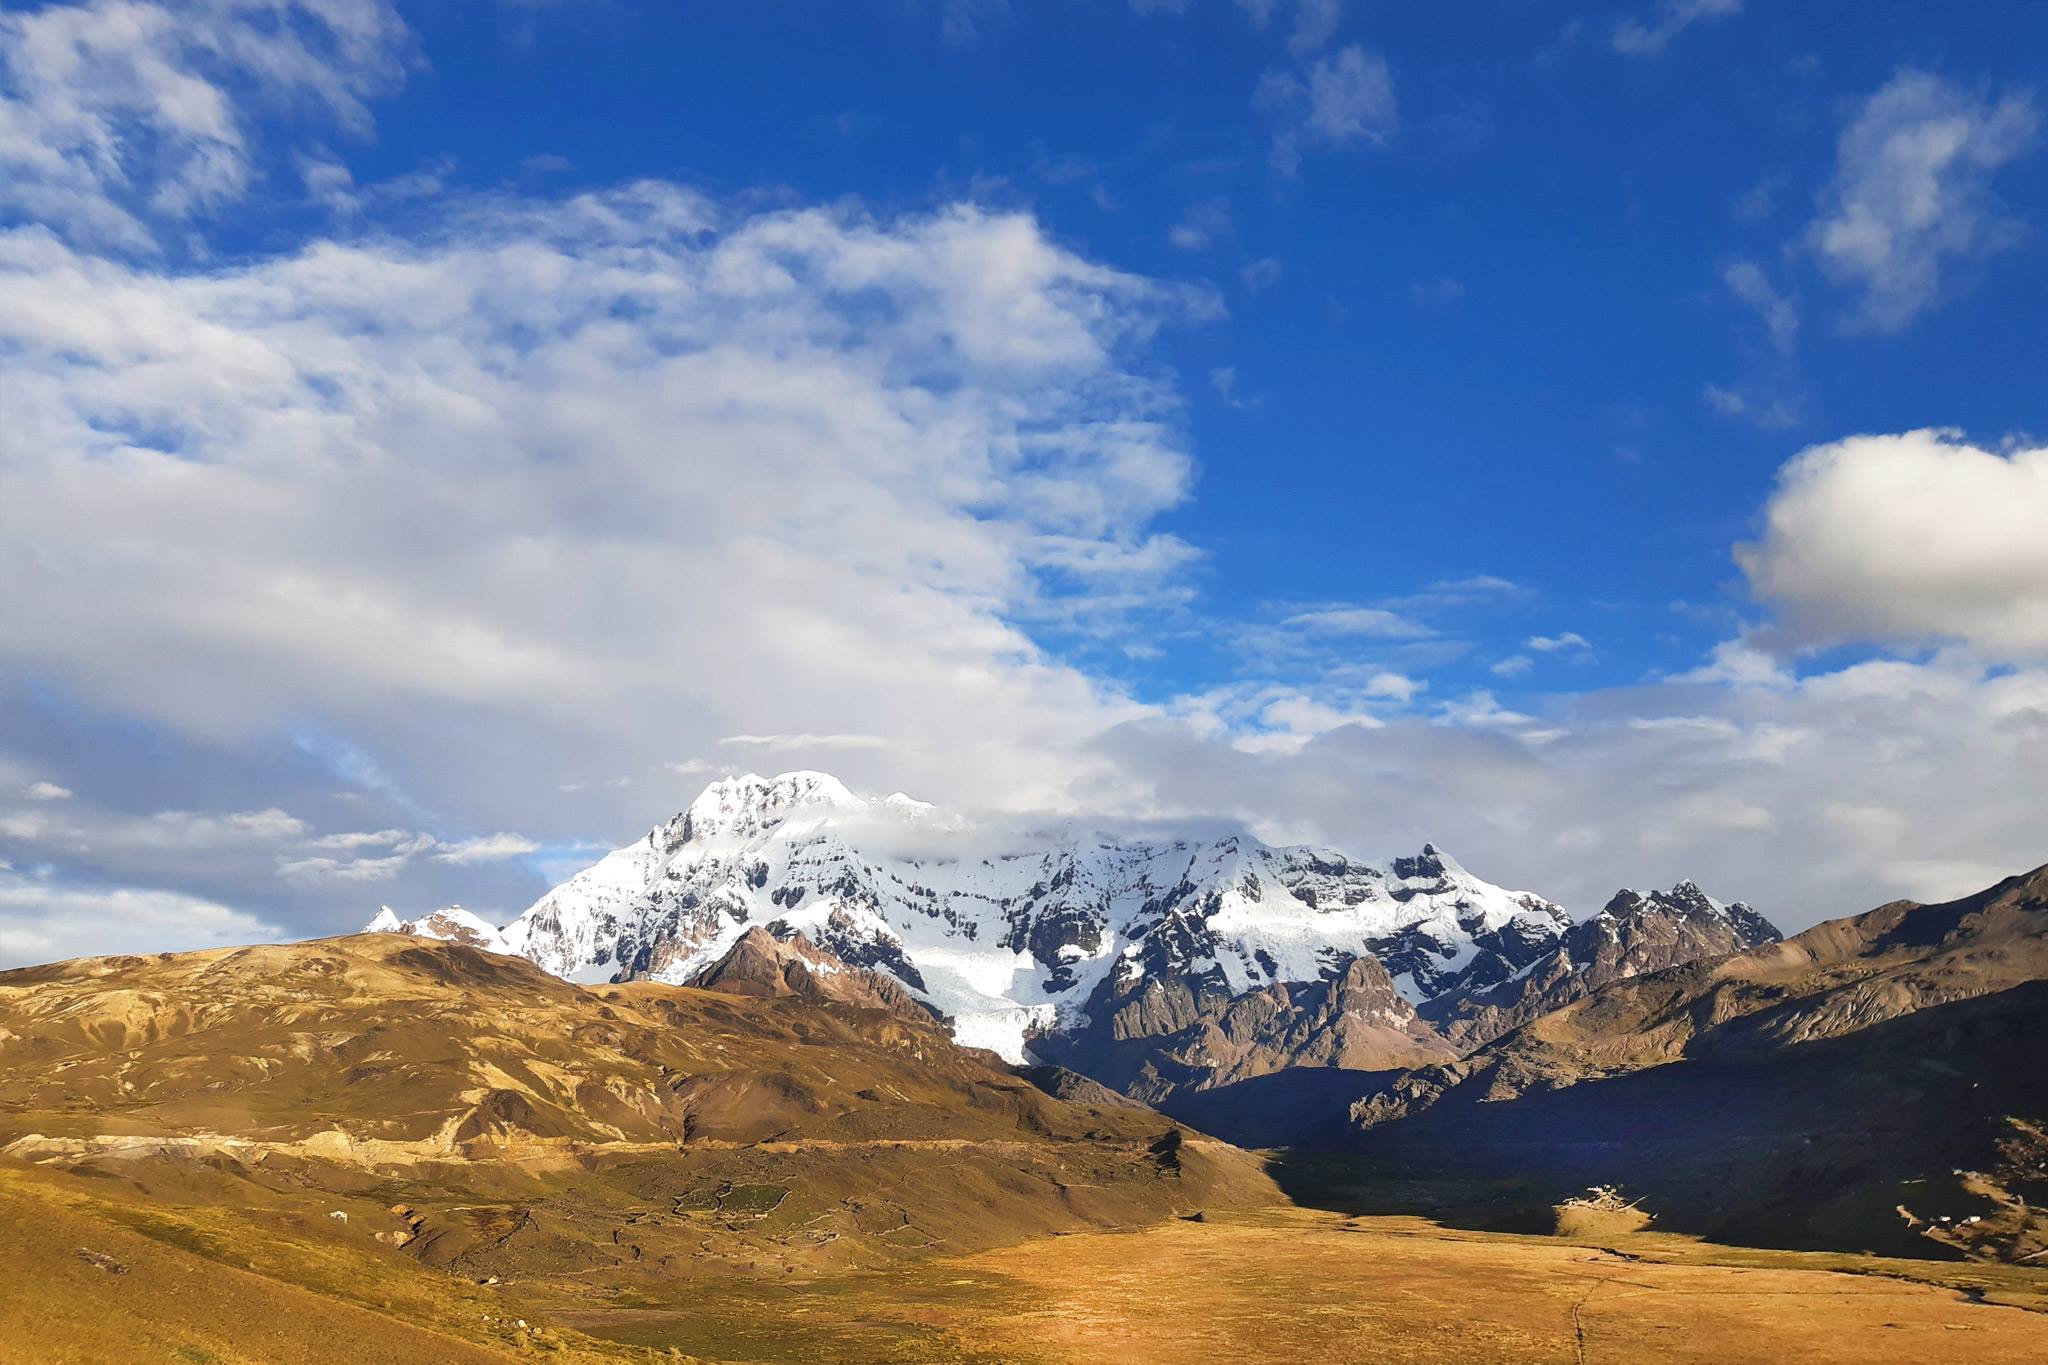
[{"x1": 2, "y1": 0, "x2": 2046, "y2": 966}]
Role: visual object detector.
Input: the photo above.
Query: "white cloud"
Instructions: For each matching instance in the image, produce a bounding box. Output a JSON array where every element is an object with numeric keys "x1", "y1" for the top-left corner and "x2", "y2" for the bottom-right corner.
[
  {"x1": 0, "y1": 866, "x2": 280, "y2": 968},
  {"x1": 1304, "y1": 45, "x2": 1396, "y2": 145},
  {"x1": 0, "y1": 186, "x2": 1208, "y2": 870},
  {"x1": 1287, "y1": 0, "x2": 1341, "y2": 56},
  {"x1": 1167, "y1": 197, "x2": 1231, "y2": 252},
  {"x1": 1490, "y1": 655, "x2": 1533, "y2": 678},
  {"x1": 1673, "y1": 638, "x2": 1794, "y2": 690},
  {"x1": 1241, "y1": 257, "x2": 1283, "y2": 291},
  {"x1": 0, "y1": 0, "x2": 411, "y2": 250},
  {"x1": 1433, "y1": 690, "x2": 1537, "y2": 729},
  {"x1": 718, "y1": 733, "x2": 893, "y2": 752},
  {"x1": 23, "y1": 781, "x2": 71, "y2": 800},
  {"x1": 1093, "y1": 649, "x2": 2048, "y2": 926},
  {"x1": 431, "y1": 832, "x2": 539, "y2": 865},
  {"x1": 0, "y1": 802, "x2": 312, "y2": 853},
  {"x1": 1260, "y1": 43, "x2": 1396, "y2": 174},
  {"x1": 1722, "y1": 260, "x2": 1798, "y2": 355},
  {"x1": 1431, "y1": 574, "x2": 1518, "y2": 594},
  {"x1": 142, "y1": 807, "x2": 310, "y2": 845},
  {"x1": 275, "y1": 851, "x2": 409, "y2": 883},
  {"x1": 1362, "y1": 671, "x2": 1423, "y2": 702},
  {"x1": 1611, "y1": 0, "x2": 1741, "y2": 57},
  {"x1": 1526, "y1": 632, "x2": 1591, "y2": 653},
  {"x1": 1807, "y1": 70, "x2": 2039, "y2": 332},
  {"x1": 308, "y1": 827, "x2": 417, "y2": 851},
  {"x1": 1281, "y1": 606, "x2": 1431, "y2": 638},
  {"x1": 1736, "y1": 430, "x2": 2048, "y2": 659}
]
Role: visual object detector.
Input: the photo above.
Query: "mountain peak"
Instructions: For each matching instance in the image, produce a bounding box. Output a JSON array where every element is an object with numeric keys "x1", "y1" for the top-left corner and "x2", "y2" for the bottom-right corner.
[
  {"x1": 360, "y1": 904, "x2": 509, "y2": 953},
  {"x1": 1596, "y1": 882, "x2": 1780, "y2": 946},
  {"x1": 686, "y1": 924, "x2": 931, "y2": 1020},
  {"x1": 678, "y1": 770, "x2": 860, "y2": 842},
  {"x1": 1390, "y1": 843, "x2": 1468, "y2": 882}
]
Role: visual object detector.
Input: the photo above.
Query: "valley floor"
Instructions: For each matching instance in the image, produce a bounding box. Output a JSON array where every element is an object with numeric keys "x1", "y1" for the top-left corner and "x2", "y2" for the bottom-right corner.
[{"x1": 7, "y1": 1162, "x2": 2047, "y2": 1364}]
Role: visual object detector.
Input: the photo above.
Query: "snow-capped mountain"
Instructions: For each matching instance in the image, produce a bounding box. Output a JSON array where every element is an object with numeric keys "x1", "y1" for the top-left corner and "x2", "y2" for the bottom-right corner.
[
  {"x1": 363, "y1": 904, "x2": 510, "y2": 954},
  {"x1": 368, "y1": 772, "x2": 1566, "y2": 1059},
  {"x1": 1426, "y1": 879, "x2": 1784, "y2": 1050}
]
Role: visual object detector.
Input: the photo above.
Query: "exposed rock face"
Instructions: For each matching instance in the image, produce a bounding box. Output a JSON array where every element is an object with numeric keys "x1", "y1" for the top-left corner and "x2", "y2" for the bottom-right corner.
[
  {"x1": 1038, "y1": 949, "x2": 1457, "y2": 1104},
  {"x1": 368, "y1": 774, "x2": 1580, "y2": 1095},
  {"x1": 365, "y1": 773, "x2": 1791, "y2": 1110},
  {"x1": 362, "y1": 906, "x2": 510, "y2": 954},
  {"x1": 1428, "y1": 880, "x2": 1783, "y2": 1051},
  {"x1": 1343, "y1": 864, "x2": 2048, "y2": 1261},
  {"x1": 1360, "y1": 865, "x2": 2048, "y2": 1131},
  {"x1": 685, "y1": 926, "x2": 934, "y2": 1022}
]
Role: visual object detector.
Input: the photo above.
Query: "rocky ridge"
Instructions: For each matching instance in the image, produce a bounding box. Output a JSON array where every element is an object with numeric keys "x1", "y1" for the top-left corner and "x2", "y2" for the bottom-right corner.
[{"x1": 368, "y1": 771, "x2": 1778, "y2": 1104}]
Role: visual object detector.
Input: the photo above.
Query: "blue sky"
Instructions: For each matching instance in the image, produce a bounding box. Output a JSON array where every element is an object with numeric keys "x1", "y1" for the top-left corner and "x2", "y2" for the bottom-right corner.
[{"x1": 2, "y1": 0, "x2": 2046, "y2": 963}]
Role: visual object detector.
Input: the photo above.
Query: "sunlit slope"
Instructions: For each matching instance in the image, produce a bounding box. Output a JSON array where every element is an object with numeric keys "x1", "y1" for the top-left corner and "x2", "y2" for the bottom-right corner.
[{"x1": 0, "y1": 933, "x2": 1277, "y2": 1288}]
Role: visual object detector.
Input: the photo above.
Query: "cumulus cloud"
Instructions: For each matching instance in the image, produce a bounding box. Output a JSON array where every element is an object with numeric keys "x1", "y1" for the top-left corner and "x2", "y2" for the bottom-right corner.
[
  {"x1": 0, "y1": 0, "x2": 411, "y2": 250},
  {"x1": 0, "y1": 866, "x2": 282, "y2": 967},
  {"x1": 1736, "y1": 430, "x2": 2048, "y2": 659},
  {"x1": 1807, "y1": 71, "x2": 2039, "y2": 332},
  {"x1": 0, "y1": 185, "x2": 1212, "y2": 894},
  {"x1": 1527, "y1": 632, "x2": 1591, "y2": 653},
  {"x1": 1093, "y1": 649, "x2": 2048, "y2": 923},
  {"x1": 1611, "y1": 0, "x2": 1741, "y2": 57},
  {"x1": 23, "y1": 781, "x2": 71, "y2": 800}
]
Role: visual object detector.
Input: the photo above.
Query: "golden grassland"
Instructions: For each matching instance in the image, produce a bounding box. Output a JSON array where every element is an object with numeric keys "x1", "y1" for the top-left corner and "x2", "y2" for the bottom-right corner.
[
  {"x1": 6, "y1": 1159, "x2": 2048, "y2": 1365},
  {"x1": 5, "y1": 935, "x2": 2048, "y2": 1362}
]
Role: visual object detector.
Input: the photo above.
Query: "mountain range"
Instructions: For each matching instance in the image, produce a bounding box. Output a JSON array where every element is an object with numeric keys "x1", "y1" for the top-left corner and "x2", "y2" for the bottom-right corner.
[
  {"x1": 1344, "y1": 862, "x2": 2048, "y2": 1260},
  {"x1": 8, "y1": 769, "x2": 2048, "y2": 1361},
  {"x1": 368, "y1": 771, "x2": 1781, "y2": 1106}
]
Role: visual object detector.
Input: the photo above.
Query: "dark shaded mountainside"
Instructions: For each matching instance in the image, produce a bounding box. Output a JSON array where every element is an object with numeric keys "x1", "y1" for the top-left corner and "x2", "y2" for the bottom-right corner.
[
  {"x1": 1339, "y1": 863, "x2": 2048, "y2": 1262},
  {"x1": 1034, "y1": 876, "x2": 1783, "y2": 1106}
]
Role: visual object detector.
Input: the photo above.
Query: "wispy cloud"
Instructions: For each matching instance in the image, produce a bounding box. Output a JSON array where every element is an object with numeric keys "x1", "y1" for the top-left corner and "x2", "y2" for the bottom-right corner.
[
  {"x1": 432, "y1": 832, "x2": 540, "y2": 865},
  {"x1": 718, "y1": 733, "x2": 894, "y2": 752},
  {"x1": 1806, "y1": 70, "x2": 2039, "y2": 332},
  {"x1": 1281, "y1": 607, "x2": 1433, "y2": 639},
  {"x1": 0, "y1": 0, "x2": 411, "y2": 251},
  {"x1": 1259, "y1": 43, "x2": 1397, "y2": 175},
  {"x1": 1611, "y1": 0, "x2": 1741, "y2": 57}
]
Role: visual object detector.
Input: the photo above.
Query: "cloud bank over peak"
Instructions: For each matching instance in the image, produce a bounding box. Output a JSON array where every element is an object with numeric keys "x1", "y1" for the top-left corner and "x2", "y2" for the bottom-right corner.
[{"x1": 0, "y1": 187, "x2": 1209, "y2": 855}]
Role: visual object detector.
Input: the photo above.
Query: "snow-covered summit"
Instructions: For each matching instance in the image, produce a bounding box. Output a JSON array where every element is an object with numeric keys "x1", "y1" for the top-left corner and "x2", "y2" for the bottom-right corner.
[
  {"x1": 362, "y1": 904, "x2": 511, "y2": 954},
  {"x1": 675, "y1": 771, "x2": 861, "y2": 842},
  {"x1": 366, "y1": 771, "x2": 1579, "y2": 1064}
]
